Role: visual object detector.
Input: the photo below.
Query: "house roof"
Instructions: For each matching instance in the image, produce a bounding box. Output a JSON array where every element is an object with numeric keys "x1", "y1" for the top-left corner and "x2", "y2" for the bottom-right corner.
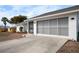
[{"x1": 30, "y1": 5, "x2": 79, "y2": 19}]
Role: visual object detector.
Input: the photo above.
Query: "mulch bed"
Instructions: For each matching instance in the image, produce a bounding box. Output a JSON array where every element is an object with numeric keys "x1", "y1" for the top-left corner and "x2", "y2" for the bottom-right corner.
[{"x1": 57, "y1": 40, "x2": 79, "y2": 53}]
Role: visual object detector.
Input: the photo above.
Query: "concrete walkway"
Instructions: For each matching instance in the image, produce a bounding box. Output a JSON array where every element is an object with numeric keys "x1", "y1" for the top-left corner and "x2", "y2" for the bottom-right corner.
[{"x1": 0, "y1": 35, "x2": 68, "y2": 53}]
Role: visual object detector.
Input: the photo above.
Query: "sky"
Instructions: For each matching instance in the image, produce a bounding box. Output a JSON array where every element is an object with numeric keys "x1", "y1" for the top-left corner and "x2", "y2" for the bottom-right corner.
[{"x1": 0, "y1": 5, "x2": 73, "y2": 26}]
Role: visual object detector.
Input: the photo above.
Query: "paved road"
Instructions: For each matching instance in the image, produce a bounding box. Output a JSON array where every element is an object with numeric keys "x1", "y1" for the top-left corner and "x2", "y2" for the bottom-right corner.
[{"x1": 0, "y1": 35, "x2": 68, "y2": 53}]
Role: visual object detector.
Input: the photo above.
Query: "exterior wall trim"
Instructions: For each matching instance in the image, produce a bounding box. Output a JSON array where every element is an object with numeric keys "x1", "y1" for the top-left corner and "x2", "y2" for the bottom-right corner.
[{"x1": 32, "y1": 9, "x2": 79, "y2": 20}]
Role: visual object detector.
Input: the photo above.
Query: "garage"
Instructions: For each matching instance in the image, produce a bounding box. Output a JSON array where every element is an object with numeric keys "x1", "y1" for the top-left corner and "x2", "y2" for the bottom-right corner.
[
  {"x1": 32, "y1": 6, "x2": 79, "y2": 41},
  {"x1": 37, "y1": 17, "x2": 68, "y2": 36}
]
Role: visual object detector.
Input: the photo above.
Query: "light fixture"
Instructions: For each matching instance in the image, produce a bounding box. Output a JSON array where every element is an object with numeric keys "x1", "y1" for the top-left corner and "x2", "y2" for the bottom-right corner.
[{"x1": 71, "y1": 17, "x2": 74, "y2": 20}]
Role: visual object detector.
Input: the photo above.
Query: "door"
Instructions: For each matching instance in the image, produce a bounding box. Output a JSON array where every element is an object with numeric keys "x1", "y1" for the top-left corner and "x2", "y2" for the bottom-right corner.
[
  {"x1": 29, "y1": 22, "x2": 33, "y2": 33},
  {"x1": 37, "y1": 21, "x2": 44, "y2": 34}
]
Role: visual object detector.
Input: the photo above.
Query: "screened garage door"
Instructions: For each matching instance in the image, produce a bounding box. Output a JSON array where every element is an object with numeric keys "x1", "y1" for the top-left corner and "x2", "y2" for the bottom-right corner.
[
  {"x1": 49, "y1": 19, "x2": 58, "y2": 35},
  {"x1": 37, "y1": 20, "x2": 49, "y2": 34},
  {"x1": 37, "y1": 17, "x2": 68, "y2": 36},
  {"x1": 58, "y1": 17, "x2": 68, "y2": 36}
]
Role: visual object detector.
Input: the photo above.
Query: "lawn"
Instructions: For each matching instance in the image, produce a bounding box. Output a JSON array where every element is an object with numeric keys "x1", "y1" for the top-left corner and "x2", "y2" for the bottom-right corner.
[{"x1": 0, "y1": 32, "x2": 26, "y2": 42}]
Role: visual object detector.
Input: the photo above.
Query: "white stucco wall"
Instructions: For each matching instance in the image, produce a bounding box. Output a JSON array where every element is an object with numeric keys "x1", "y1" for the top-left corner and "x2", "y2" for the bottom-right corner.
[
  {"x1": 68, "y1": 13, "x2": 77, "y2": 40},
  {"x1": 16, "y1": 26, "x2": 20, "y2": 32},
  {"x1": 16, "y1": 26, "x2": 25, "y2": 32},
  {"x1": 34, "y1": 21, "x2": 37, "y2": 35},
  {"x1": 26, "y1": 22, "x2": 29, "y2": 33}
]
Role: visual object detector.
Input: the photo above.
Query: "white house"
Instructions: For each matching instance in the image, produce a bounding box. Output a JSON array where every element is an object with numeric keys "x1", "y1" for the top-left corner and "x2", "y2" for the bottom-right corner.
[
  {"x1": 16, "y1": 5, "x2": 79, "y2": 41},
  {"x1": 16, "y1": 20, "x2": 27, "y2": 32}
]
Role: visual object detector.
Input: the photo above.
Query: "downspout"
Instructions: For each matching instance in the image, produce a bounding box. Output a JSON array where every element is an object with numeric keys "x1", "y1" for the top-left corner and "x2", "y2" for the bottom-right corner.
[{"x1": 77, "y1": 11, "x2": 79, "y2": 42}]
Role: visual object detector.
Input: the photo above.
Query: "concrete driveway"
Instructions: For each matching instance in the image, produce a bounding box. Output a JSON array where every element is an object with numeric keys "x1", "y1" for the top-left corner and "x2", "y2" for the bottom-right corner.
[{"x1": 0, "y1": 35, "x2": 68, "y2": 53}]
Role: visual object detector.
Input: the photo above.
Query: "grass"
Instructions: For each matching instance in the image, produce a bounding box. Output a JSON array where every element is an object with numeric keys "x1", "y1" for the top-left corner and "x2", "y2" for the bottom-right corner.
[{"x1": 0, "y1": 32, "x2": 25, "y2": 42}]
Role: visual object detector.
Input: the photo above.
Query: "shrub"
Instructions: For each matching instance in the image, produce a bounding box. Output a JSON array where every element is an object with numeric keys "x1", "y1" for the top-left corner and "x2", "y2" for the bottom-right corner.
[{"x1": 8, "y1": 27, "x2": 16, "y2": 32}]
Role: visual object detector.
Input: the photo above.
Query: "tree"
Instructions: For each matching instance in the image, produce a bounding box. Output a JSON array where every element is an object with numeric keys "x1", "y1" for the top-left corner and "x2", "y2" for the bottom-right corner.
[
  {"x1": 9, "y1": 15, "x2": 27, "y2": 24},
  {"x1": 1, "y1": 17, "x2": 8, "y2": 29}
]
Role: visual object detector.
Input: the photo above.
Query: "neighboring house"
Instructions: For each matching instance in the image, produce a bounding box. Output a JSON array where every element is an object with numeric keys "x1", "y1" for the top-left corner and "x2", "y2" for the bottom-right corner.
[
  {"x1": 16, "y1": 5, "x2": 79, "y2": 41},
  {"x1": 16, "y1": 20, "x2": 28, "y2": 32},
  {"x1": 16, "y1": 19, "x2": 33, "y2": 33}
]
